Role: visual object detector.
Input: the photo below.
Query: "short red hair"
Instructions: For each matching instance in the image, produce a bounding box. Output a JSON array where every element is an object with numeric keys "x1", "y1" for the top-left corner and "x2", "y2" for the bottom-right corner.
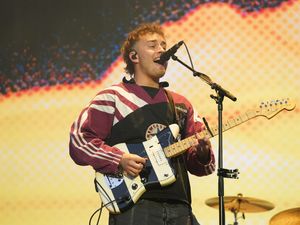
[{"x1": 121, "y1": 23, "x2": 165, "y2": 75}]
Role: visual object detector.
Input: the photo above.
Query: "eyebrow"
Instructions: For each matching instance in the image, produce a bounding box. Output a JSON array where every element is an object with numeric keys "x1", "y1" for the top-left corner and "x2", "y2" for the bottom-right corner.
[{"x1": 146, "y1": 40, "x2": 167, "y2": 46}]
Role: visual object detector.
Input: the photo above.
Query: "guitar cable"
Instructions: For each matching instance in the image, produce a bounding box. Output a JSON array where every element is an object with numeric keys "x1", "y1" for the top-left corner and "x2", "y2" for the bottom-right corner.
[
  {"x1": 90, "y1": 178, "x2": 135, "y2": 224},
  {"x1": 89, "y1": 202, "x2": 103, "y2": 225},
  {"x1": 182, "y1": 41, "x2": 194, "y2": 71},
  {"x1": 94, "y1": 178, "x2": 118, "y2": 213},
  {"x1": 89, "y1": 199, "x2": 121, "y2": 225}
]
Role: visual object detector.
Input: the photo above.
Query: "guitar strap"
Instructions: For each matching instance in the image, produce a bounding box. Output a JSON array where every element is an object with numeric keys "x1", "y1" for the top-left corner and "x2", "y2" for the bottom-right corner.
[
  {"x1": 164, "y1": 89, "x2": 182, "y2": 132},
  {"x1": 164, "y1": 89, "x2": 192, "y2": 211}
]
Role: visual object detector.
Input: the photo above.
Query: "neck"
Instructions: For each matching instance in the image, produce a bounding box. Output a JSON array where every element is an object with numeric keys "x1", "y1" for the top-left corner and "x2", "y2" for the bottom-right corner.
[{"x1": 134, "y1": 74, "x2": 160, "y2": 88}]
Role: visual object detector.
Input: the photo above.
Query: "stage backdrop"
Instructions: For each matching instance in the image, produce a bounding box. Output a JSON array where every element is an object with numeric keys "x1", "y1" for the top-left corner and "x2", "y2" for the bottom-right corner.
[{"x1": 0, "y1": 1, "x2": 299, "y2": 225}]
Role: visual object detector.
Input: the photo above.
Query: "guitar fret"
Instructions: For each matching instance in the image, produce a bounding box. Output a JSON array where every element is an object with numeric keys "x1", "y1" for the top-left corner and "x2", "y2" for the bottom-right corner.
[
  {"x1": 179, "y1": 140, "x2": 186, "y2": 150},
  {"x1": 228, "y1": 118, "x2": 236, "y2": 127},
  {"x1": 239, "y1": 114, "x2": 248, "y2": 123},
  {"x1": 189, "y1": 136, "x2": 197, "y2": 146},
  {"x1": 234, "y1": 115, "x2": 242, "y2": 125},
  {"x1": 167, "y1": 146, "x2": 174, "y2": 157},
  {"x1": 198, "y1": 131, "x2": 206, "y2": 139},
  {"x1": 175, "y1": 142, "x2": 182, "y2": 153},
  {"x1": 246, "y1": 110, "x2": 255, "y2": 118},
  {"x1": 165, "y1": 146, "x2": 172, "y2": 157},
  {"x1": 223, "y1": 122, "x2": 230, "y2": 130},
  {"x1": 212, "y1": 127, "x2": 218, "y2": 136},
  {"x1": 171, "y1": 144, "x2": 176, "y2": 152},
  {"x1": 202, "y1": 130, "x2": 208, "y2": 137}
]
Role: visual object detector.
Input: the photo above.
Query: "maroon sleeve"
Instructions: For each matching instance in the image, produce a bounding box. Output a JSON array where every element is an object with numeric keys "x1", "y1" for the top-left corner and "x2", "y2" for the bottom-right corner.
[
  {"x1": 173, "y1": 92, "x2": 216, "y2": 176},
  {"x1": 69, "y1": 89, "x2": 124, "y2": 174}
]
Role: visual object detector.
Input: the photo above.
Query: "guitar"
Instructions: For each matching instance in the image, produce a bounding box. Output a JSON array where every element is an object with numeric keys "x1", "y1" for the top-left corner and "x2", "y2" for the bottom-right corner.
[{"x1": 94, "y1": 98, "x2": 295, "y2": 213}]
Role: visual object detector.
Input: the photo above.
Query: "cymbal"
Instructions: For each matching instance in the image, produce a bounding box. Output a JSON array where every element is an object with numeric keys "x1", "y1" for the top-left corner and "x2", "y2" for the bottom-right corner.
[
  {"x1": 269, "y1": 208, "x2": 300, "y2": 225},
  {"x1": 205, "y1": 193, "x2": 275, "y2": 213}
]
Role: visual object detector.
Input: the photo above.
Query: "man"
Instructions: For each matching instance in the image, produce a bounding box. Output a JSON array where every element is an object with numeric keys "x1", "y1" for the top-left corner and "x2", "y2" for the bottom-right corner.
[{"x1": 69, "y1": 23, "x2": 215, "y2": 225}]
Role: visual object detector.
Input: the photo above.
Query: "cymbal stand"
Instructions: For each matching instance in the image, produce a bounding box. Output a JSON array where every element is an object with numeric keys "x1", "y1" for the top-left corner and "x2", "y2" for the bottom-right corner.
[{"x1": 228, "y1": 209, "x2": 245, "y2": 225}]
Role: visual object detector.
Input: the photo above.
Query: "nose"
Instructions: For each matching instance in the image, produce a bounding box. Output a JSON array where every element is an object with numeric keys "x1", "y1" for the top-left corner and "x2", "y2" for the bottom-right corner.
[
  {"x1": 157, "y1": 44, "x2": 166, "y2": 53},
  {"x1": 158, "y1": 45, "x2": 166, "y2": 53}
]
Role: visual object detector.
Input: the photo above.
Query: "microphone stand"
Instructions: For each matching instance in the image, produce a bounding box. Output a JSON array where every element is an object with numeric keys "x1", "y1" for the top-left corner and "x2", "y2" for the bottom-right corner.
[{"x1": 171, "y1": 55, "x2": 239, "y2": 225}]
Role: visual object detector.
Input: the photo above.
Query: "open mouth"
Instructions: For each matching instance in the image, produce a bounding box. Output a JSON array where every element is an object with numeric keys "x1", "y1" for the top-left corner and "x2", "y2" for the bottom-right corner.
[{"x1": 154, "y1": 58, "x2": 166, "y2": 66}]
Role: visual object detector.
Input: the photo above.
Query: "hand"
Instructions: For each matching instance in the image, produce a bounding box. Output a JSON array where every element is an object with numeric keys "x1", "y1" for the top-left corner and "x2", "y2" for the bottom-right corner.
[
  {"x1": 119, "y1": 153, "x2": 147, "y2": 177},
  {"x1": 195, "y1": 135, "x2": 212, "y2": 163}
]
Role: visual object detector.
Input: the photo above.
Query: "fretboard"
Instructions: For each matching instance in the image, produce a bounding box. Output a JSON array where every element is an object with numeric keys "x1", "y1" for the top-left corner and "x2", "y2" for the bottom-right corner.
[{"x1": 163, "y1": 109, "x2": 258, "y2": 158}]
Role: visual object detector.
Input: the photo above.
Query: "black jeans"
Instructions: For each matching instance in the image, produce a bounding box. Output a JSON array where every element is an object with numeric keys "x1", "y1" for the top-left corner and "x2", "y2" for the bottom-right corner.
[{"x1": 109, "y1": 199, "x2": 200, "y2": 225}]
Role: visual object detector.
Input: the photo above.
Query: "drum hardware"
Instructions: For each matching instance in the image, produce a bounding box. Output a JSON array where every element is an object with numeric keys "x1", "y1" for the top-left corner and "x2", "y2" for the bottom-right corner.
[
  {"x1": 205, "y1": 193, "x2": 275, "y2": 225},
  {"x1": 269, "y1": 207, "x2": 300, "y2": 225}
]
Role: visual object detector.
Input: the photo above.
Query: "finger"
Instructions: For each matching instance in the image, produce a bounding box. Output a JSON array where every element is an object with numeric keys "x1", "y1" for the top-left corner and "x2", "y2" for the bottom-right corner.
[
  {"x1": 203, "y1": 142, "x2": 211, "y2": 149},
  {"x1": 207, "y1": 142, "x2": 211, "y2": 149},
  {"x1": 132, "y1": 155, "x2": 147, "y2": 164},
  {"x1": 131, "y1": 162, "x2": 144, "y2": 171},
  {"x1": 127, "y1": 171, "x2": 136, "y2": 177},
  {"x1": 199, "y1": 138, "x2": 211, "y2": 147},
  {"x1": 198, "y1": 139, "x2": 206, "y2": 147},
  {"x1": 197, "y1": 142, "x2": 211, "y2": 154},
  {"x1": 203, "y1": 141, "x2": 210, "y2": 149},
  {"x1": 206, "y1": 141, "x2": 212, "y2": 149},
  {"x1": 128, "y1": 168, "x2": 140, "y2": 177},
  {"x1": 123, "y1": 167, "x2": 134, "y2": 177}
]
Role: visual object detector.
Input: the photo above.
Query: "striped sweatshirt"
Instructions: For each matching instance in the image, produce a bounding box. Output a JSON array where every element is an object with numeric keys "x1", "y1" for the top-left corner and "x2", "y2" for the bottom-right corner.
[{"x1": 69, "y1": 80, "x2": 215, "y2": 201}]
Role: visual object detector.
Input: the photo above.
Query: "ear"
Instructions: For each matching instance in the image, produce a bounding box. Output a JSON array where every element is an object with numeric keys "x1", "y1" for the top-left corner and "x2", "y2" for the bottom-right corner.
[{"x1": 129, "y1": 51, "x2": 138, "y2": 63}]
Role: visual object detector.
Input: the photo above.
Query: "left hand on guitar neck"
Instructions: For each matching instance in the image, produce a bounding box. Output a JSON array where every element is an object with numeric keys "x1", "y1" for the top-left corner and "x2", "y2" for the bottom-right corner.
[{"x1": 195, "y1": 135, "x2": 212, "y2": 164}]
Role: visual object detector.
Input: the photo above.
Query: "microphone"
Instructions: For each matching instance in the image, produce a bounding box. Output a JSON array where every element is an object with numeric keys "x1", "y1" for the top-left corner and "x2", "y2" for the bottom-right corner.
[{"x1": 155, "y1": 40, "x2": 184, "y2": 65}]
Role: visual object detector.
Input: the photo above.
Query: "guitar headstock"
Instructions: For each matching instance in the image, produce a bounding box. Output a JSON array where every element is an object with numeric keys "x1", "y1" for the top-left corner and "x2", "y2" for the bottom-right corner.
[{"x1": 256, "y1": 98, "x2": 296, "y2": 119}]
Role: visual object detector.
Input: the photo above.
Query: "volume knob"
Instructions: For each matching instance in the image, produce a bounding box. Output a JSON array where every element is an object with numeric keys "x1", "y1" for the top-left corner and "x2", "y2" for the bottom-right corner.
[{"x1": 131, "y1": 183, "x2": 138, "y2": 190}]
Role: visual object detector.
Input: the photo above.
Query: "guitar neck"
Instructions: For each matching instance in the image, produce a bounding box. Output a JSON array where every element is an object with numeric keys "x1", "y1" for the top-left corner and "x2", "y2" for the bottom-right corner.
[{"x1": 164, "y1": 109, "x2": 259, "y2": 158}]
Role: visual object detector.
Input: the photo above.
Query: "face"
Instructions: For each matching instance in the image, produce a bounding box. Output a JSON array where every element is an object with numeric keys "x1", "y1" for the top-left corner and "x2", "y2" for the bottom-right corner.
[{"x1": 133, "y1": 33, "x2": 167, "y2": 83}]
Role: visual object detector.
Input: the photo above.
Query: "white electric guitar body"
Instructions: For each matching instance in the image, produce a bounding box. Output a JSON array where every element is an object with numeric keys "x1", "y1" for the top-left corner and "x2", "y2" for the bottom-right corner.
[{"x1": 95, "y1": 124, "x2": 180, "y2": 213}]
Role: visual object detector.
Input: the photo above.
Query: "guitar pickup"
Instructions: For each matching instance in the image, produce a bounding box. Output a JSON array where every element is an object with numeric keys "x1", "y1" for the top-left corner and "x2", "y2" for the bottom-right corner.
[{"x1": 152, "y1": 149, "x2": 168, "y2": 165}]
